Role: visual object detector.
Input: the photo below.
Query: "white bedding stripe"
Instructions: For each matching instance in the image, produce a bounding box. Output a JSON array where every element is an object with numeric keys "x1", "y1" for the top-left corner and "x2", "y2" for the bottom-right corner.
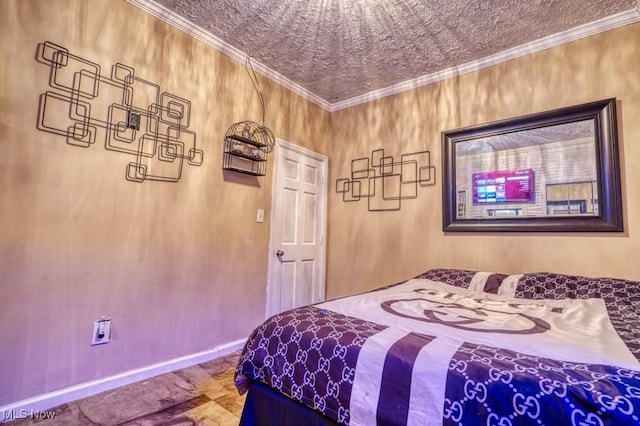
[
  {"x1": 468, "y1": 272, "x2": 493, "y2": 293},
  {"x1": 407, "y1": 337, "x2": 462, "y2": 426},
  {"x1": 497, "y1": 274, "x2": 522, "y2": 297},
  {"x1": 349, "y1": 327, "x2": 410, "y2": 426}
]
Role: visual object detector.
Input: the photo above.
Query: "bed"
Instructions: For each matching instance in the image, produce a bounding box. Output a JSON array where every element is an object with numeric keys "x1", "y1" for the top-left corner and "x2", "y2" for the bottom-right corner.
[{"x1": 234, "y1": 269, "x2": 640, "y2": 425}]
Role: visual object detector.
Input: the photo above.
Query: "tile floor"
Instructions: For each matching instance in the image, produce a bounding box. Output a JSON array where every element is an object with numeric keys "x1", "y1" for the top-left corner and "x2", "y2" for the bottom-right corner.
[{"x1": 8, "y1": 351, "x2": 246, "y2": 426}]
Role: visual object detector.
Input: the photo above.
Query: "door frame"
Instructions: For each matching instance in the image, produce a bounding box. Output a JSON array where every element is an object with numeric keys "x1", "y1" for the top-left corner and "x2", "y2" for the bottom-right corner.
[{"x1": 265, "y1": 138, "x2": 328, "y2": 318}]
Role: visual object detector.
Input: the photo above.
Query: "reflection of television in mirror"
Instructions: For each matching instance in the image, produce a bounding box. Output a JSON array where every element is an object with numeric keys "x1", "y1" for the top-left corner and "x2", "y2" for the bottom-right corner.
[{"x1": 472, "y1": 169, "x2": 534, "y2": 204}]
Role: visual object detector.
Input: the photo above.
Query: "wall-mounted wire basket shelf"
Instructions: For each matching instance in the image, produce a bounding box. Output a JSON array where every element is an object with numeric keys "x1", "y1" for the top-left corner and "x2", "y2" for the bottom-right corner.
[{"x1": 222, "y1": 121, "x2": 274, "y2": 176}]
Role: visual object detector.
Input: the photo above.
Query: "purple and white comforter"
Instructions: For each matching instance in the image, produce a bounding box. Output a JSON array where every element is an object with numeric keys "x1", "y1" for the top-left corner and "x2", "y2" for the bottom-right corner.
[{"x1": 235, "y1": 270, "x2": 640, "y2": 425}]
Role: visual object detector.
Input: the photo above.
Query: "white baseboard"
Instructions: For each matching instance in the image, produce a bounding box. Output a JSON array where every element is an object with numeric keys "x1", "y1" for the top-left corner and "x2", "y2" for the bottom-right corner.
[{"x1": 0, "y1": 338, "x2": 246, "y2": 423}]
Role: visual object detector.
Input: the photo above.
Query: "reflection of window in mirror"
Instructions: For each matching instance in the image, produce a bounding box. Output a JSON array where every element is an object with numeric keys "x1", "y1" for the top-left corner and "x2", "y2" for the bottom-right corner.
[
  {"x1": 487, "y1": 208, "x2": 523, "y2": 217},
  {"x1": 457, "y1": 191, "x2": 466, "y2": 218},
  {"x1": 545, "y1": 181, "x2": 597, "y2": 216}
]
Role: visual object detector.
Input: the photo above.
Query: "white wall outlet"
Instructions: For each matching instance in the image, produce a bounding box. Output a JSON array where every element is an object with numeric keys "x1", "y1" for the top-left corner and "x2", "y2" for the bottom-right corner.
[
  {"x1": 256, "y1": 209, "x2": 264, "y2": 223},
  {"x1": 91, "y1": 318, "x2": 111, "y2": 346}
]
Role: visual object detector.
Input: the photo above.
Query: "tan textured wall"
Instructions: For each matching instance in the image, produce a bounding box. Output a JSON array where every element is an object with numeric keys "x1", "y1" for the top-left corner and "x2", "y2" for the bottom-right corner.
[
  {"x1": 327, "y1": 23, "x2": 640, "y2": 298},
  {"x1": 0, "y1": 0, "x2": 329, "y2": 405}
]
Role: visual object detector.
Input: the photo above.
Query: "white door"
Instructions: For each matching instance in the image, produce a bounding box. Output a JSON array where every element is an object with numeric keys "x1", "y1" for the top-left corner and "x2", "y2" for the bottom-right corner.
[{"x1": 267, "y1": 139, "x2": 327, "y2": 317}]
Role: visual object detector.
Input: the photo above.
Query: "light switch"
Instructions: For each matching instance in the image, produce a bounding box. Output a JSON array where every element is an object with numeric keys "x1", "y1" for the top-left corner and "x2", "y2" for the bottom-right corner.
[
  {"x1": 256, "y1": 209, "x2": 264, "y2": 223},
  {"x1": 126, "y1": 110, "x2": 141, "y2": 130}
]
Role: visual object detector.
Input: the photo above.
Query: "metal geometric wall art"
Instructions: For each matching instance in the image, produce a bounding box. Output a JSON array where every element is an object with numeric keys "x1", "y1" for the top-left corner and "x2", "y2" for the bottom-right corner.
[
  {"x1": 336, "y1": 148, "x2": 436, "y2": 211},
  {"x1": 35, "y1": 41, "x2": 202, "y2": 183}
]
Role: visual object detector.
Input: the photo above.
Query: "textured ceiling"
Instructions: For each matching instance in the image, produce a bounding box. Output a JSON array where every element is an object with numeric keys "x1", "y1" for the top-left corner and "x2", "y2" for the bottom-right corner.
[
  {"x1": 151, "y1": 0, "x2": 637, "y2": 106},
  {"x1": 456, "y1": 120, "x2": 595, "y2": 156}
]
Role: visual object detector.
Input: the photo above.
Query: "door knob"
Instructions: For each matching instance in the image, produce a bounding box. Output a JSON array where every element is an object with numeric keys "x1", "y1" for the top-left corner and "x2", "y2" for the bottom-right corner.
[{"x1": 276, "y1": 250, "x2": 284, "y2": 257}]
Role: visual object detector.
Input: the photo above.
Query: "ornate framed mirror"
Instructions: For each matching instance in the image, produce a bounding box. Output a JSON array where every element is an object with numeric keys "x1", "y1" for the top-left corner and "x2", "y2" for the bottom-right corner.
[{"x1": 442, "y1": 99, "x2": 622, "y2": 232}]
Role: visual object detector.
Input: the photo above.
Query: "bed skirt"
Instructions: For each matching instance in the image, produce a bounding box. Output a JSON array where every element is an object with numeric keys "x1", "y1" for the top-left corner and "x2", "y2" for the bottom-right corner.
[{"x1": 240, "y1": 381, "x2": 338, "y2": 426}]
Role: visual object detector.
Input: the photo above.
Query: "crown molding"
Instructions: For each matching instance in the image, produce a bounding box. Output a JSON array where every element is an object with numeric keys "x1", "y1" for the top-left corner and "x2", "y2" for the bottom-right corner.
[
  {"x1": 125, "y1": 0, "x2": 332, "y2": 111},
  {"x1": 127, "y1": 1, "x2": 639, "y2": 113},
  {"x1": 330, "y1": 8, "x2": 640, "y2": 112}
]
